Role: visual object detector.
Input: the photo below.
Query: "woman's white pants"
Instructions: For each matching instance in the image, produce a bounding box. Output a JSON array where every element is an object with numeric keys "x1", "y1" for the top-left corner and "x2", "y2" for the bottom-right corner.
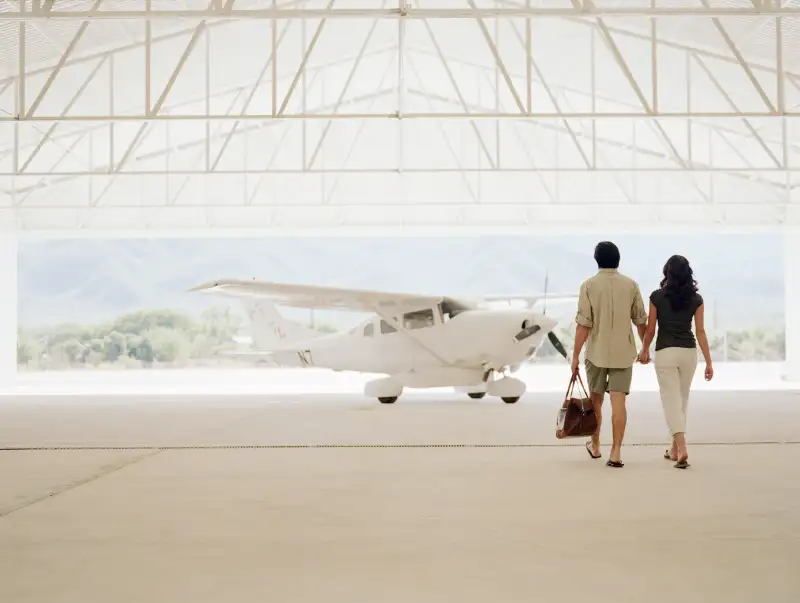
[{"x1": 654, "y1": 347, "x2": 698, "y2": 436}]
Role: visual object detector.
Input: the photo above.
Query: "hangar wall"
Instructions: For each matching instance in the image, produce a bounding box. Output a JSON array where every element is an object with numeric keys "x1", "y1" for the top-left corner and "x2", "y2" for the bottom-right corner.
[
  {"x1": 0, "y1": 230, "x2": 17, "y2": 382},
  {"x1": 785, "y1": 234, "x2": 800, "y2": 382}
]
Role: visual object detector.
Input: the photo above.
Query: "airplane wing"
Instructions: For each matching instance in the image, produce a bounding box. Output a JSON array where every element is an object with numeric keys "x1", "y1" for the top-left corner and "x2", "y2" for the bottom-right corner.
[{"x1": 190, "y1": 279, "x2": 445, "y2": 314}]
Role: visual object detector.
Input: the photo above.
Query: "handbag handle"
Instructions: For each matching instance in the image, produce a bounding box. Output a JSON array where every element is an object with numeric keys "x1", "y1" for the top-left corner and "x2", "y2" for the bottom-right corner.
[{"x1": 565, "y1": 370, "x2": 590, "y2": 401}]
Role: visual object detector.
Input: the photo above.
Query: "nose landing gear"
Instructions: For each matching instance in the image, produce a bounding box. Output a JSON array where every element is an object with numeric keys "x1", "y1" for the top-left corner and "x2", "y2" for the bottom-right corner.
[
  {"x1": 480, "y1": 366, "x2": 526, "y2": 404},
  {"x1": 365, "y1": 377, "x2": 403, "y2": 404}
]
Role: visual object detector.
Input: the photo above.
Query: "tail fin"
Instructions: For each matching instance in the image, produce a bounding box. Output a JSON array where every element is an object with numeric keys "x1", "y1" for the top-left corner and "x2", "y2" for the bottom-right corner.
[{"x1": 240, "y1": 299, "x2": 320, "y2": 349}]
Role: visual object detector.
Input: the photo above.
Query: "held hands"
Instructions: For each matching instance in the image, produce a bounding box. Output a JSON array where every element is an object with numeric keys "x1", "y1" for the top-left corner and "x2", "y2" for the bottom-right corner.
[{"x1": 636, "y1": 350, "x2": 713, "y2": 379}]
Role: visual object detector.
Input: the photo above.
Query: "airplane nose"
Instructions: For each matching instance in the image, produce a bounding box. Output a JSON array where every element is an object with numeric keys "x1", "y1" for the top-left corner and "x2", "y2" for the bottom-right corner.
[
  {"x1": 514, "y1": 314, "x2": 556, "y2": 342},
  {"x1": 538, "y1": 315, "x2": 558, "y2": 333},
  {"x1": 514, "y1": 313, "x2": 570, "y2": 360}
]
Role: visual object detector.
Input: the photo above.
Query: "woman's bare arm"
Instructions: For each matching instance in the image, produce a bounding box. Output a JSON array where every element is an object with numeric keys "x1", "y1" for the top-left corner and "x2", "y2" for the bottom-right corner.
[
  {"x1": 641, "y1": 302, "x2": 657, "y2": 351},
  {"x1": 694, "y1": 303, "x2": 712, "y2": 365}
]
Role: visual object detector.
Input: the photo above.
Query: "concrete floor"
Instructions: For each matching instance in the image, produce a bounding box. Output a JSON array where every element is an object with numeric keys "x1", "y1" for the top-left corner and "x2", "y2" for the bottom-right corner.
[{"x1": 1, "y1": 391, "x2": 799, "y2": 602}]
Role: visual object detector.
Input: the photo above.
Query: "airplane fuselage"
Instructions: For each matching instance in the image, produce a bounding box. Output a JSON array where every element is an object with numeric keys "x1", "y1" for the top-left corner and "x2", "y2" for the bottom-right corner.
[
  {"x1": 192, "y1": 278, "x2": 574, "y2": 403},
  {"x1": 267, "y1": 307, "x2": 557, "y2": 388}
]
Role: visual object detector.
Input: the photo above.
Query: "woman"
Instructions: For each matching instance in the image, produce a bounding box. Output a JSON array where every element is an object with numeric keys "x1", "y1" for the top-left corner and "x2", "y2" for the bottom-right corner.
[{"x1": 638, "y1": 255, "x2": 713, "y2": 469}]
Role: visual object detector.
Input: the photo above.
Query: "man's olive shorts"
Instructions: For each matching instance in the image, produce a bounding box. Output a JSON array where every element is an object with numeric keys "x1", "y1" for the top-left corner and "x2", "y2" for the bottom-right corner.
[{"x1": 585, "y1": 359, "x2": 632, "y2": 395}]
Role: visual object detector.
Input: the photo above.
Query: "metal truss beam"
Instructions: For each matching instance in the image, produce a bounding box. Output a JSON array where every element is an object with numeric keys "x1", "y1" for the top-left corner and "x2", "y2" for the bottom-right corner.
[
  {"x1": 8, "y1": 6, "x2": 800, "y2": 20},
  {"x1": 2, "y1": 48, "x2": 796, "y2": 162},
  {"x1": 3, "y1": 9, "x2": 797, "y2": 91},
  {"x1": 4, "y1": 107, "x2": 798, "y2": 191},
  {"x1": 6, "y1": 200, "x2": 791, "y2": 208},
  {"x1": 3, "y1": 1, "x2": 796, "y2": 233},
  {"x1": 5, "y1": 117, "x2": 799, "y2": 179},
  {"x1": 24, "y1": 0, "x2": 102, "y2": 119},
  {"x1": 5, "y1": 167, "x2": 799, "y2": 175},
  {"x1": 5, "y1": 19, "x2": 797, "y2": 122},
  {"x1": 3, "y1": 42, "x2": 797, "y2": 206},
  {"x1": 3, "y1": 112, "x2": 798, "y2": 122},
  {"x1": 699, "y1": 0, "x2": 777, "y2": 113},
  {"x1": 691, "y1": 52, "x2": 782, "y2": 168}
]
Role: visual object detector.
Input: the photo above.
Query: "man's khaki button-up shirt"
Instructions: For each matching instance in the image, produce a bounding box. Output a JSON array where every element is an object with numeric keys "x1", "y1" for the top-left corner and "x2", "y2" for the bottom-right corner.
[{"x1": 575, "y1": 268, "x2": 648, "y2": 369}]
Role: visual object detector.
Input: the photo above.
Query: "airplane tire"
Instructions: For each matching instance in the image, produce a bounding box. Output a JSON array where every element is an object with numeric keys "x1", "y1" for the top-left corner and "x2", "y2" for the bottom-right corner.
[
  {"x1": 502, "y1": 396, "x2": 520, "y2": 404},
  {"x1": 378, "y1": 397, "x2": 397, "y2": 404},
  {"x1": 467, "y1": 392, "x2": 486, "y2": 399}
]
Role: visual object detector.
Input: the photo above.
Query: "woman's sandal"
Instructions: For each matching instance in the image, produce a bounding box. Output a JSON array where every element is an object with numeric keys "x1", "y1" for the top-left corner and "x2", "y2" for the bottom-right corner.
[
  {"x1": 664, "y1": 449, "x2": 677, "y2": 461},
  {"x1": 674, "y1": 458, "x2": 690, "y2": 469},
  {"x1": 606, "y1": 459, "x2": 624, "y2": 468}
]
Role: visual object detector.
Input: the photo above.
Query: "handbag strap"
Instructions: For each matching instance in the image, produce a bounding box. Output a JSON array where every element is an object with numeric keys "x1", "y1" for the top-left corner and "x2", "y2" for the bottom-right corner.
[
  {"x1": 564, "y1": 373, "x2": 577, "y2": 400},
  {"x1": 565, "y1": 370, "x2": 590, "y2": 401},
  {"x1": 574, "y1": 371, "x2": 589, "y2": 398}
]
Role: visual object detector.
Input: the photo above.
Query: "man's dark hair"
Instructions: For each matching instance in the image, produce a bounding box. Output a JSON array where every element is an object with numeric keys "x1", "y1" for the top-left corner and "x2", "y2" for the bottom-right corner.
[{"x1": 594, "y1": 241, "x2": 620, "y2": 269}]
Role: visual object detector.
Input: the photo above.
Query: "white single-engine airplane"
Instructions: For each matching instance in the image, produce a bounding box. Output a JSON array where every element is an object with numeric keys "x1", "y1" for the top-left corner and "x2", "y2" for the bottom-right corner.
[{"x1": 191, "y1": 279, "x2": 576, "y2": 404}]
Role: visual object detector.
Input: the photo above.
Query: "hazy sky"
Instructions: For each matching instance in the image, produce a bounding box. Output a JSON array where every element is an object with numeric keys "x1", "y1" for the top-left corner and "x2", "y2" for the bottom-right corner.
[{"x1": 18, "y1": 234, "x2": 783, "y2": 329}]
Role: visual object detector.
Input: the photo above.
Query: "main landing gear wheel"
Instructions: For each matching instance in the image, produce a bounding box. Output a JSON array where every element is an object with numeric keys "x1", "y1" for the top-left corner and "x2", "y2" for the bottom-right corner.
[
  {"x1": 467, "y1": 392, "x2": 486, "y2": 399},
  {"x1": 378, "y1": 397, "x2": 397, "y2": 404},
  {"x1": 502, "y1": 397, "x2": 520, "y2": 404}
]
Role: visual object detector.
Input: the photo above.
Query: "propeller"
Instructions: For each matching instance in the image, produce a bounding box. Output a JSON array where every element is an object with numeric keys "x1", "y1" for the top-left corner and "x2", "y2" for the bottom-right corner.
[
  {"x1": 547, "y1": 330, "x2": 569, "y2": 359},
  {"x1": 533, "y1": 269, "x2": 570, "y2": 361},
  {"x1": 508, "y1": 269, "x2": 571, "y2": 362},
  {"x1": 542, "y1": 269, "x2": 548, "y2": 316}
]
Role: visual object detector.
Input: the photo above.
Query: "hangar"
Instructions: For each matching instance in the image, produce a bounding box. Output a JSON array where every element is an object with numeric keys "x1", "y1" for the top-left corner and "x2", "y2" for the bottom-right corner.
[{"x1": 1, "y1": 2, "x2": 799, "y2": 601}]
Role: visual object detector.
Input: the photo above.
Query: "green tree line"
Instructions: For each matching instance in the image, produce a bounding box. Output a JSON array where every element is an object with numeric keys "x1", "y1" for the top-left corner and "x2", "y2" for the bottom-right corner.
[
  {"x1": 535, "y1": 325, "x2": 785, "y2": 363},
  {"x1": 17, "y1": 306, "x2": 247, "y2": 370},
  {"x1": 16, "y1": 307, "x2": 786, "y2": 370}
]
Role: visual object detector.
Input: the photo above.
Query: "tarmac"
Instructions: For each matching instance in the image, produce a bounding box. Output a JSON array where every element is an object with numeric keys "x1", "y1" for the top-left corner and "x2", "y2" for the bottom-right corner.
[{"x1": 1, "y1": 369, "x2": 799, "y2": 602}]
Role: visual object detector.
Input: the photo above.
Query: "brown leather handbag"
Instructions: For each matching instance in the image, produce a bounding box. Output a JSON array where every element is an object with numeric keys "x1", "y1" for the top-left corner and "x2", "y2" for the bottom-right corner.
[{"x1": 555, "y1": 372, "x2": 598, "y2": 439}]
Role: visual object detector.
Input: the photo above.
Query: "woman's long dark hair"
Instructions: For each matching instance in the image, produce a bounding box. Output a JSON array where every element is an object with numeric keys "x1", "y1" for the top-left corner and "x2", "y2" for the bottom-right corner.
[{"x1": 660, "y1": 255, "x2": 699, "y2": 311}]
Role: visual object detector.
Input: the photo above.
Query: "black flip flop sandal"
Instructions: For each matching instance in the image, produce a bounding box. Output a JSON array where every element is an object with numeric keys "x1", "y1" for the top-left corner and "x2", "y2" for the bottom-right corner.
[
  {"x1": 674, "y1": 459, "x2": 690, "y2": 469},
  {"x1": 586, "y1": 441, "x2": 601, "y2": 459},
  {"x1": 664, "y1": 450, "x2": 676, "y2": 460},
  {"x1": 606, "y1": 459, "x2": 624, "y2": 468}
]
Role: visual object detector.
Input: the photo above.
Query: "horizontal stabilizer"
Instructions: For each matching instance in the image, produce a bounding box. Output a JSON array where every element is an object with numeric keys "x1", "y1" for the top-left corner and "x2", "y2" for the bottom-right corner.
[{"x1": 221, "y1": 348, "x2": 312, "y2": 369}]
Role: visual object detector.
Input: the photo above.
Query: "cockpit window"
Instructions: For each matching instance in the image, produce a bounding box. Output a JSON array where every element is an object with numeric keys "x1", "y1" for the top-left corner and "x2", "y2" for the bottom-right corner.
[
  {"x1": 380, "y1": 319, "x2": 397, "y2": 334},
  {"x1": 440, "y1": 298, "x2": 471, "y2": 318},
  {"x1": 403, "y1": 309, "x2": 435, "y2": 330}
]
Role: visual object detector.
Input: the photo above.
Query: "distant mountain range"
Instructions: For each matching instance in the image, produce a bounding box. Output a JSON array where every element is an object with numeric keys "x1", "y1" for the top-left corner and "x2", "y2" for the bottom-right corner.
[{"x1": 18, "y1": 234, "x2": 784, "y2": 331}]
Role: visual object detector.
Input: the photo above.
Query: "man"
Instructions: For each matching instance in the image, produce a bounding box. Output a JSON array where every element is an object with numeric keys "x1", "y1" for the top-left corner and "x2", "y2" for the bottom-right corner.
[{"x1": 571, "y1": 241, "x2": 648, "y2": 468}]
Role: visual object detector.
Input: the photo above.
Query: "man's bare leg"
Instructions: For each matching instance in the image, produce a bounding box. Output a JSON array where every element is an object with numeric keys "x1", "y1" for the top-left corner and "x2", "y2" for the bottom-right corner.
[
  {"x1": 589, "y1": 391, "x2": 603, "y2": 456},
  {"x1": 609, "y1": 391, "x2": 628, "y2": 463}
]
